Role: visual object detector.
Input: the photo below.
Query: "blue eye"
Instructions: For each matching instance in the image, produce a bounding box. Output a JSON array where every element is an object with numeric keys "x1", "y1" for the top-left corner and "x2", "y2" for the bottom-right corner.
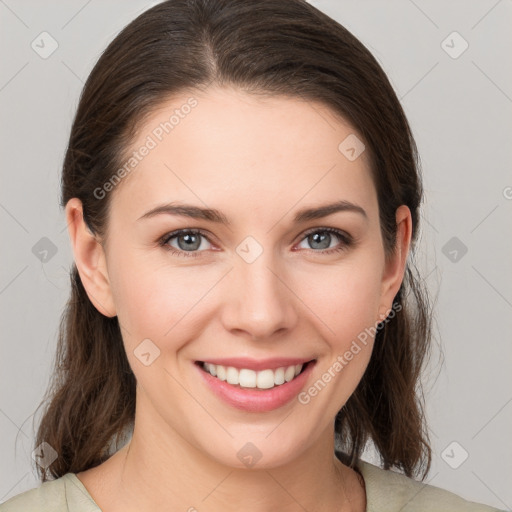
[
  {"x1": 158, "y1": 227, "x2": 353, "y2": 258},
  {"x1": 159, "y1": 229, "x2": 212, "y2": 257},
  {"x1": 297, "y1": 227, "x2": 353, "y2": 254}
]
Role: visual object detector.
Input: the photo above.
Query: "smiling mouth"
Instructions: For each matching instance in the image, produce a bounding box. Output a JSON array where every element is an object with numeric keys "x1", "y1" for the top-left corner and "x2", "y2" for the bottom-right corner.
[{"x1": 195, "y1": 360, "x2": 315, "y2": 390}]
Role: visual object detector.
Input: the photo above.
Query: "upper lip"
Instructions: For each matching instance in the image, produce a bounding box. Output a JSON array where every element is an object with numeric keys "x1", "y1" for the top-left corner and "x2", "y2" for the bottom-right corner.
[{"x1": 197, "y1": 357, "x2": 315, "y2": 371}]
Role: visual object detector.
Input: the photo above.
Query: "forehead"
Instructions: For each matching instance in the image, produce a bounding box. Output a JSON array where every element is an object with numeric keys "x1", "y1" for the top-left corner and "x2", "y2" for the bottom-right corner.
[{"x1": 108, "y1": 86, "x2": 376, "y2": 224}]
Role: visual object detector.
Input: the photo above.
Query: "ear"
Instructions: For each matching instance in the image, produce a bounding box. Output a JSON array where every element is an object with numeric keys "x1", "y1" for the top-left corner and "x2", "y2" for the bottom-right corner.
[
  {"x1": 65, "y1": 198, "x2": 116, "y2": 317},
  {"x1": 377, "y1": 205, "x2": 412, "y2": 322}
]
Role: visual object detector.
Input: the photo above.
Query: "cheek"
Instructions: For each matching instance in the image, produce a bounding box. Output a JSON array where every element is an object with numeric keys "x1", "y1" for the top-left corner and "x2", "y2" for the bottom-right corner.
[
  {"x1": 296, "y1": 255, "x2": 383, "y2": 402},
  {"x1": 300, "y1": 258, "x2": 383, "y2": 341},
  {"x1": 297, "y1": 266, "x2": 381, "y2": 412},
  {"x1": 108, "y1": 259, "x2": 218, "y2": 351},
  {"x1": 109, "y1": 240, "x2": 384, "y2": 360}
]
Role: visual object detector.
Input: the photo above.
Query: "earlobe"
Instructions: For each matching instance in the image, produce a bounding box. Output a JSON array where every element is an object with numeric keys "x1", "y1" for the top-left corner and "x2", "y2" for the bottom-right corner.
[
  {"x1": 377, "y1": 304, "x2": 392, "y2": 324},
  {"x1": 378, "y1": 205, "x2": 412, "y2": 320},
  {"x1": 65, "y1": 198, "x2": 117, "y2": 318}
]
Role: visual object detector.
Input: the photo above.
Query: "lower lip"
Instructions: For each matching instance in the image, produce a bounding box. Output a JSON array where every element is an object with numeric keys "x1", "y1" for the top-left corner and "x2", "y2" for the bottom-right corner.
[{"x1": 195, "y1": 361, "x2": 316, "y2": 413}]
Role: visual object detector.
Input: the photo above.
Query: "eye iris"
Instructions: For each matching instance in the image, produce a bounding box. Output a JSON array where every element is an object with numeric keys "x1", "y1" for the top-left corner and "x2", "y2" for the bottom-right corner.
[
  {"x1": 178, "y1": 233, "x2": 201, "y2": 251},
  {"x1": 169, "y1": 229, "x2": 343, "y2": 254},
  {"x1": 309, "y1": 231, "x2": 331, "y2": 250}
]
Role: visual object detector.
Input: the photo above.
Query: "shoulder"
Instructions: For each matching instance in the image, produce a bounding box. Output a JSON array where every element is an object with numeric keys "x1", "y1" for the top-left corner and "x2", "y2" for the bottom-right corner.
[
  {"x1": 0, "y1": 473, "x2": 100, "y2": 512},
  {"x1": 356, "y1": 459, "x2": 505, "y2": 512}
]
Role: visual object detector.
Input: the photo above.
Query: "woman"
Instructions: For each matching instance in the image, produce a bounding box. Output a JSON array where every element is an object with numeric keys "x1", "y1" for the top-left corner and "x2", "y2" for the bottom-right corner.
[{"x1": 0, "y1": 0, "x2": 504, "y2": 510}]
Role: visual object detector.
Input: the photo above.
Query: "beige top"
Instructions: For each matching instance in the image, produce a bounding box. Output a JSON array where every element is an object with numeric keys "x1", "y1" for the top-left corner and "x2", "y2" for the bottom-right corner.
[{"x1": 0, "y1": 459, "x2": 504, "y2": 511}]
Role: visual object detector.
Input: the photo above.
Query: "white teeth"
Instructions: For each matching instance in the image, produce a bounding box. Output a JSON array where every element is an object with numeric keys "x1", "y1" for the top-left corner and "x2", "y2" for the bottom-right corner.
[
  {"x1": 207, "y1": 362, "x2": 217, "y2": 377},
  {"x1": 284, "y1": 365, "x2": 296, "y2": 382},
  {"x1": 226, "y1": 366, "x2": 239, "y2": 385},
  {"x1": 274, "y1": 367, "x2": 285, "y2": 385},
  {"x1": 256, "y1": 369, "x2": 275, "y2": 389},
  {"x1": 239, "y1": 368, "x2": 257, "y2": 388},
  {"x1": 216, "y1": 364, "x2": 226, "y2": 381},
  {"x1": 202, "y1": 362, "x2": 305, "y2": 389}
]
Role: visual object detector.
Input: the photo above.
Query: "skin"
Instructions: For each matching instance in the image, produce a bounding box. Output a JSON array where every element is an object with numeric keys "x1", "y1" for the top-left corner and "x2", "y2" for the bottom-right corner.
[{"x1": 66, "y1": 86, "x2": 412, "y2": 512}]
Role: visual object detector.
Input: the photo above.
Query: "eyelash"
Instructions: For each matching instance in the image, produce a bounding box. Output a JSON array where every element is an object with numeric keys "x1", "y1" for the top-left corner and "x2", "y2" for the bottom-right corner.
[{"x1": 158, "y1": 227, "x2": 354, "y2": 258}]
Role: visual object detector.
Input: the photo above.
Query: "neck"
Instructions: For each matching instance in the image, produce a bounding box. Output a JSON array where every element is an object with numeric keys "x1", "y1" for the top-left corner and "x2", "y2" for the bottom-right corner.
[{"x1": 108, "y1": 413, "x2": 361, "y2": 511}]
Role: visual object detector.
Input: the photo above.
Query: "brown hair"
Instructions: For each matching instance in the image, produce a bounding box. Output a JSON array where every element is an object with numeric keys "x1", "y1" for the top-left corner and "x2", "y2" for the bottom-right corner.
[{"x1": 33, "y1": 0, "x2": 434, "y2": 482}]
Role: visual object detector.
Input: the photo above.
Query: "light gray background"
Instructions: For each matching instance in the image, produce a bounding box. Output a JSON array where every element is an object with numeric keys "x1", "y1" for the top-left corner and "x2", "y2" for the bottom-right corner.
[{"x1": 1, "y1": 0, "x2": 511, "y2": 508}]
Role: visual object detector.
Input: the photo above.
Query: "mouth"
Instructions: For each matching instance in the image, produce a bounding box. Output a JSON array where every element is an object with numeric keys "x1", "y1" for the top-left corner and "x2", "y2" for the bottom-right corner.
[{"x1": 195, "y1": 359, "x2": 315, "y2": 391}]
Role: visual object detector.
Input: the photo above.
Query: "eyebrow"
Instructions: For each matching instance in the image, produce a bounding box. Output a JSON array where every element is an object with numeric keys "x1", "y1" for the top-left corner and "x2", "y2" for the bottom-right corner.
[{"x1": 137, "y1": 200, "x2": 367, "y2": 225}]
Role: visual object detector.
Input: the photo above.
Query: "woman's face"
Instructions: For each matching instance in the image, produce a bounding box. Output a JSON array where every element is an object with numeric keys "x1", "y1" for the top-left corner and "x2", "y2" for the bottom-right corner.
[{"x1": 70, "y1": 86, "x2": 410, "y2": 468}]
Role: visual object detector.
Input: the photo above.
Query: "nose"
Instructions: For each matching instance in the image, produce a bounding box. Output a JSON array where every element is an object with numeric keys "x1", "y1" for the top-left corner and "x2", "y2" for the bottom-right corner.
[{"x1": 220, "y1": 250, "x2": 298, "y2": 341}]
